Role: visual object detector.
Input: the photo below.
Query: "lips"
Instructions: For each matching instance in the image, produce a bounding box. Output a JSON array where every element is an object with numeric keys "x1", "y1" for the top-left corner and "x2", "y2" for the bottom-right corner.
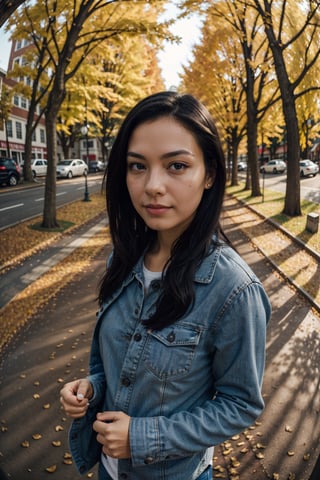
[{"x1": 145, "y1": 204, "x2": 171, "y2": 215}]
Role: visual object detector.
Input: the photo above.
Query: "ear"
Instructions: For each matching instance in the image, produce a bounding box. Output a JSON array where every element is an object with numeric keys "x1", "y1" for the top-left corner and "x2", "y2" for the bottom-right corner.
[{"x1": 205, "y1": 172, "x2": 215, "y2": 189}]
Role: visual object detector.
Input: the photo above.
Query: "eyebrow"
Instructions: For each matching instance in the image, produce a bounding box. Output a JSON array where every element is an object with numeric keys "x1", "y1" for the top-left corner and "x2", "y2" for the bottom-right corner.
[{"x1": 127, "y1": 149, "x2": 195, "y2": 160}]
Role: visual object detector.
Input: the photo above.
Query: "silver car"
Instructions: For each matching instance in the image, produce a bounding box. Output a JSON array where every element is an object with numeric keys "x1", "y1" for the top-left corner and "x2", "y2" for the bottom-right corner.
[
  {"x1": 56, "y1": 159, "x2": 88, "y2": 178},
  {"x1": 260, "y1": 159, "x2": 287, "y2": 174},
  {"x1": 299, "y1": 159, "x2": 319, "y2": 177}
]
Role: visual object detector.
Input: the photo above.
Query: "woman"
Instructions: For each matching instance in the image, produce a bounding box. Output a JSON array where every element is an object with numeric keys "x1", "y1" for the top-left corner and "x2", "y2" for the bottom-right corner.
[{"x1": 60, "y1": 91, "x2": 271, "y2": 480}]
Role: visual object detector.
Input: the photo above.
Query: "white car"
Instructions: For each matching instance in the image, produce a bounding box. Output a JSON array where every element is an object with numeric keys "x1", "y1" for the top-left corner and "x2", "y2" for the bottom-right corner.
[
  {"x1": 31, "y1": 159, "x2": 47, "y2": 178},
  {"x1": 260, "y1": 159, "x2": 287, "y2": 174},
  {"x1": 56, "y1": 159, "x2": 88, "y2": 178},
  {"x1": 299, "y1": 159, "x2": 319, "y2": 177}
]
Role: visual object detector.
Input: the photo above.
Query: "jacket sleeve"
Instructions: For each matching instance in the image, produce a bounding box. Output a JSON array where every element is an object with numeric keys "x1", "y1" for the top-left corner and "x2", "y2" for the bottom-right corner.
[{"x1": 129, "y1": 281, "x2": 271, "y2": 467}]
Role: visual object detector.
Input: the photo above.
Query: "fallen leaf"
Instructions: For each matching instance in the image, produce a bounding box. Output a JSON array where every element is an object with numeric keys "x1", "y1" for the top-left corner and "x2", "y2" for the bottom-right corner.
[
  {"x1": 21, "y1": 440, "x2": 30, "y2": 447},
  {"x1": 255, "y1": 452, "x2": 264, "y2": 459},
  {"x1": 33, "y1": 393, "x2": 40, "y2": 399},
  {"x1": 45, "y1": 465, "x2": 57, "y2": 473},
  {"x1": 52, "y1": 441, "x2": 61, "y2": 447},
  {"x1": 43, "y1": 403, "x2": 51, "y2": 409},
  {"x1": 55, "y1": 425, "x2": 64, "y2": 432},
  {"x1": 32, "y1": 434, "x2": 42, "y2": 440},
  {"x1": 287, "y1": 451, "x2": 295, "y2": 456}
]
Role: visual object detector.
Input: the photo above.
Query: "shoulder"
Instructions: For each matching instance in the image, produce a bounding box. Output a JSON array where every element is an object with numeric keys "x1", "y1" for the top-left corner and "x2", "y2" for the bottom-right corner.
[{"x1": 195, "y1": 242, "x2": 260, "y2": 287}]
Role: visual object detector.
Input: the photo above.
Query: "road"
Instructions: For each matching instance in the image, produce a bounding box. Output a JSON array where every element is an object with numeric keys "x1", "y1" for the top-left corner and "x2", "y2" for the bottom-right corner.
[
  {"x1": 241, "y1": 171, "x2": 320, "y2": 204},
  {"x1": 0, "y1": 174, "x2": 104, "y2": 230}
]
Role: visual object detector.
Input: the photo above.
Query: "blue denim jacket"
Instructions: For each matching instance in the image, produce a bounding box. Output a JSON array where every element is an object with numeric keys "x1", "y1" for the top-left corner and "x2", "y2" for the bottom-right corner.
[{"x1": 69, "y1": 242, "x2": 271, "y2": 479}]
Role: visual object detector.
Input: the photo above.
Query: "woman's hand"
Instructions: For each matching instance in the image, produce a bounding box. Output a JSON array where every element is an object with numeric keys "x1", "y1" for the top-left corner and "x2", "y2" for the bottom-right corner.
[
  {"x1": 93, "y1": 411, "x2": 131, "y2": 459},
  {"x1": 60, "y1": 379, "x2": 93, "y2": 418}
]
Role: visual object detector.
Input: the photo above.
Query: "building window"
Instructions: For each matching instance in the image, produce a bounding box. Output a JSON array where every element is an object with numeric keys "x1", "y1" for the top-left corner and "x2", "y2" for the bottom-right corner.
[
  {"x1": 83, "y1": 139, "x2": 94, "y2": 149},
  {"x1": 21, "y1": 97, "x2": 27, "y2": 109},
  {"x1": 40, "y1": 128, "x2": 45, "y2": 143},
  {"x1": 13, "y1": 95, "x2": 19, "y2": 107},
  {"x1": 32, "y1": 129, "x2": 36, "y2": 142},
  {"x1": 7, "y1": 120, "x2": 13, "y2": 137},
  {"x1": 16, "y1": 122, "x2": 22, "y2": 139},
  {"x1": 16, "y1": 40, "x2": 22, "y2": 50}
]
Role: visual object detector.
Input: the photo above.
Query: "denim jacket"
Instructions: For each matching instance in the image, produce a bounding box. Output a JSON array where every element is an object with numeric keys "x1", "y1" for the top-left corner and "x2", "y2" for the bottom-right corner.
[{"x1": 69, "y1": 242, "x2": 271, "y2": 480}]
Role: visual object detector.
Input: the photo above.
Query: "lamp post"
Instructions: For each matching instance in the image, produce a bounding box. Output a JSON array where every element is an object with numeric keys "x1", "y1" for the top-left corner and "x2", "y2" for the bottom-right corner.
[{"x1": 81, "y1": 124, "x2": 90, "y2": 202}]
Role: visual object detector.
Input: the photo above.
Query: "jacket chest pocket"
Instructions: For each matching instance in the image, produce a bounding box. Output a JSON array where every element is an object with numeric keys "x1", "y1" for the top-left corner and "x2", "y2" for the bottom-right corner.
[{"x1": 142, "y1": 325, "x2": 201, "y2": 380}]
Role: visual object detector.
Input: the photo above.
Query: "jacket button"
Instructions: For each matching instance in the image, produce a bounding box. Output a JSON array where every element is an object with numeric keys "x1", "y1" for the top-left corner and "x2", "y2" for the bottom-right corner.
[
  {"x1": 167, "y1": 331, "x2": 175, "y2": 343},
  {"x1": 79, "y1": 465, "x2": 86, "y2": 474},
  {"x1": 121, "y1": 377, "x2": 131, "y2": 387},
  {"x1": 144, "y1": 456, "x2": 154, "y2": 464},
  {"x1": 134, "y1": 333, "x2": 142, "y2": 341},
  {"x1": 134, "y1": 308, "x2": 139, "y2": 315}
]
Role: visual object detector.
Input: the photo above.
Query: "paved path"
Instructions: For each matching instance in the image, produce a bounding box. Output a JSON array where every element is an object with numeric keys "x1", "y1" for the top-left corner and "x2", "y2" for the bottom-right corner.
[{"x1": 0, "y1": 204, "x2": 319, "y2": 479}]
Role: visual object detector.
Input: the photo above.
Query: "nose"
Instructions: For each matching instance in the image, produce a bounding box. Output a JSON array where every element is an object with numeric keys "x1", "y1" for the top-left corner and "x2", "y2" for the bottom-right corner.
[{"x1": 145, "y1": 169, "x2": 166, "y2": 196}]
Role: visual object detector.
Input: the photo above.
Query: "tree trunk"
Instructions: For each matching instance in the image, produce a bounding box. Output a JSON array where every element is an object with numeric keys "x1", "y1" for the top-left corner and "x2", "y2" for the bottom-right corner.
[
  {"x1": 24, "y1": 120, "x2": 34, "y2": 182},
  {"x1": 42, "y1": 110, "x2": 59, "y2": 228},
  {"x1": 266, "y1": 45, "x2": 301, "y2": 215},
  {"x1": 246, "y1": 73, "x2": 261, "y2": 196},
  {"x1": 4, "y1": 120, "x2": 11, "y2": 157}
]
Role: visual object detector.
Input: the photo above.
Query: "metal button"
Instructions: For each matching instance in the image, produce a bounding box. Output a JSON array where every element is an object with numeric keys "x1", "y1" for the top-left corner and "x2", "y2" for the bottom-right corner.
[
  {"x1": 167, "y1": 331, "x2": 175, "y2": 343},
  {"x1": 134, "y1": 333, "x2": 142, "y2": 342},
  {"x1": 121, "y1": 377, "x2": 131, "y2": 387},
  {"x1": 144, "y1": 456, "x2": 154, "y2": 464}
]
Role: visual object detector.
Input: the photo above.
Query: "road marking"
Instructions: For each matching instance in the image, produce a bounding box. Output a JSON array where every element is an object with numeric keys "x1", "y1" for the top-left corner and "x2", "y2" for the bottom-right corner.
[
  {"x1": 0, "y1": 203, "x2": 24, "y2": 212},
  {"x1": 35, "y1": 197, "x2": 44, "y2": 202},
  {"x1": 56, "y1": 192, "x2": 67, "y2": 196}
]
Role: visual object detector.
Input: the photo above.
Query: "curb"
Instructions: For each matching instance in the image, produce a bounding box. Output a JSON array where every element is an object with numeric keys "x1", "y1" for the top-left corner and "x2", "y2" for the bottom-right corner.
[{"x1": 228, "y1": 195, "x2": 320, "y2": 313}]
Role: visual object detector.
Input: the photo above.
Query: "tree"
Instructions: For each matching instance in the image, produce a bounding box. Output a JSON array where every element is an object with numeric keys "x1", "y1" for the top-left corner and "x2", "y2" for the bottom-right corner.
[
  {"x1": 251, "y1": 0, "x2": 320, "y2": 216},
  {"x1": 8, "y1": 0, "x2": 172, "y2": 228},
  {"x1": 0, "y1": 84, "x2": 13, "y2": 157},
  {"x1": 180, "y1": 23, "x2": 247, "y2": 186}
]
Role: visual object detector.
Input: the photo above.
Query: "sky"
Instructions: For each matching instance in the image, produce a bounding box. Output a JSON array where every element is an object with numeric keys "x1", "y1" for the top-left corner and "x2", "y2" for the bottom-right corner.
[{"x1": 0, "y1": 4, "x2": 202, "y2": 88}]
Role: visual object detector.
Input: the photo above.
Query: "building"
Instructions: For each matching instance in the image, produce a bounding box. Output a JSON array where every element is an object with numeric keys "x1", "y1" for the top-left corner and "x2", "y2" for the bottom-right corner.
[{"x1": 0, "y1": 39, "x2": 103, "y2": 167}]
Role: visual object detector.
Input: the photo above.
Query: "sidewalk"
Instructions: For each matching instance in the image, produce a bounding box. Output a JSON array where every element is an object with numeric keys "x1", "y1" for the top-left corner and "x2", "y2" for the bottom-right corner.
[{"x1": 0, "y1": 205, "x2": 319, "y2": 479}]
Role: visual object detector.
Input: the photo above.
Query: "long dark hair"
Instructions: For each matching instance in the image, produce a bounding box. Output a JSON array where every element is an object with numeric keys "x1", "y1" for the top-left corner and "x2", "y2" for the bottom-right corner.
[{"x1": 99, "y1": 91, "x2": 227, "y2": 329}]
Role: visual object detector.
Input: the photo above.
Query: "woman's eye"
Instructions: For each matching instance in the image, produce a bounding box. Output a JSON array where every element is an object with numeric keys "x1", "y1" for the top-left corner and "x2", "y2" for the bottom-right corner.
[
  {"x1": 169, "y1": 162, "x2": 187, "y2": 171},
  {"x1": 128, "y1": 162, "x2": 145, "y2": 171}
]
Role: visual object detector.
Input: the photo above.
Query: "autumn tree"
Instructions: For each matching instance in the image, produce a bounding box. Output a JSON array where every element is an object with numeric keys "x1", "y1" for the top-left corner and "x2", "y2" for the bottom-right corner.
[
  {"x1": 181, "y1": 23, "x2": 247, "y2": 187},
  {"x1": 251, "y1": 0, "x2": 320, "y2": 216},
  {"x1": 0, "y1": 84, "x2": 13, "y2": 157},
  {"x1": 8, "y1": 0, "x2": 172, "y2": 228}
]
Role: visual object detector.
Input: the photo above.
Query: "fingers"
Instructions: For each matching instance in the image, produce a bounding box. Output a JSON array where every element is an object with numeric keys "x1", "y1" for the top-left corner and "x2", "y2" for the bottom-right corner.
[
  {"x1": 93, "y1": 412, "x2": 131, "y2": 459},
  {"x1": 60, "y1": 379, "x2": 93, "y2": 418}
]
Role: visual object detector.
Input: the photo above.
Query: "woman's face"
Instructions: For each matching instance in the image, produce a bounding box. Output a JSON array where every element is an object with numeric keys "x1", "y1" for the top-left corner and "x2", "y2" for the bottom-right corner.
[{"x1": 126, "y1": 116, "x2": 213, "y2": 243}]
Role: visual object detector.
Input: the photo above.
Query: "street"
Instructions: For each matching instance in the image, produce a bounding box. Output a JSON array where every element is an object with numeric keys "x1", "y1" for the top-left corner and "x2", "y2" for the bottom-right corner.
[
  {"x1": 239, "y1": 171, "x2": 320, "y2": 204},
  {"x1": 0, "y1": 174, "x2": 104, "y2": 230}
]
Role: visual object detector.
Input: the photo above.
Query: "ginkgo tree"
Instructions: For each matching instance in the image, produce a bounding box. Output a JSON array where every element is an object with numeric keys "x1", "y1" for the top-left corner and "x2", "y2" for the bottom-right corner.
[
  {"x1": 181, "y1": 22, "x2": 247, "y2": 187},
  {"x1": 250, "y1": 0, "x2": 320, "y2": 216},
  {"x1": 7, "y1": 0, "x2": 172, "y2": 228}
]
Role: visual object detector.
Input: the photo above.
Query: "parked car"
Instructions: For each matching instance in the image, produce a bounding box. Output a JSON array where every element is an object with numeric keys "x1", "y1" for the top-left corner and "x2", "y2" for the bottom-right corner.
[
  {"x1": 260, "y1": 159, "x2": 287, "y2": 174},
  {"x1": 31, "y1": 159, "x2": 47, "y2": 178},
  {"x1": 0, "y1": 157, "x2": 21, "y2": 186},
  {"x1": 88, "y1": 160, "x2": 105, "y2": 173},
  {"x1": 299, "y1": 159, "x2": 319, "y2": 177},
  {"x1": 56, "y1": 159, "x2": 88, "y2": 178},
  {"x1": 237, "y1": 161, "x2": 247, "y2": 171}
]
